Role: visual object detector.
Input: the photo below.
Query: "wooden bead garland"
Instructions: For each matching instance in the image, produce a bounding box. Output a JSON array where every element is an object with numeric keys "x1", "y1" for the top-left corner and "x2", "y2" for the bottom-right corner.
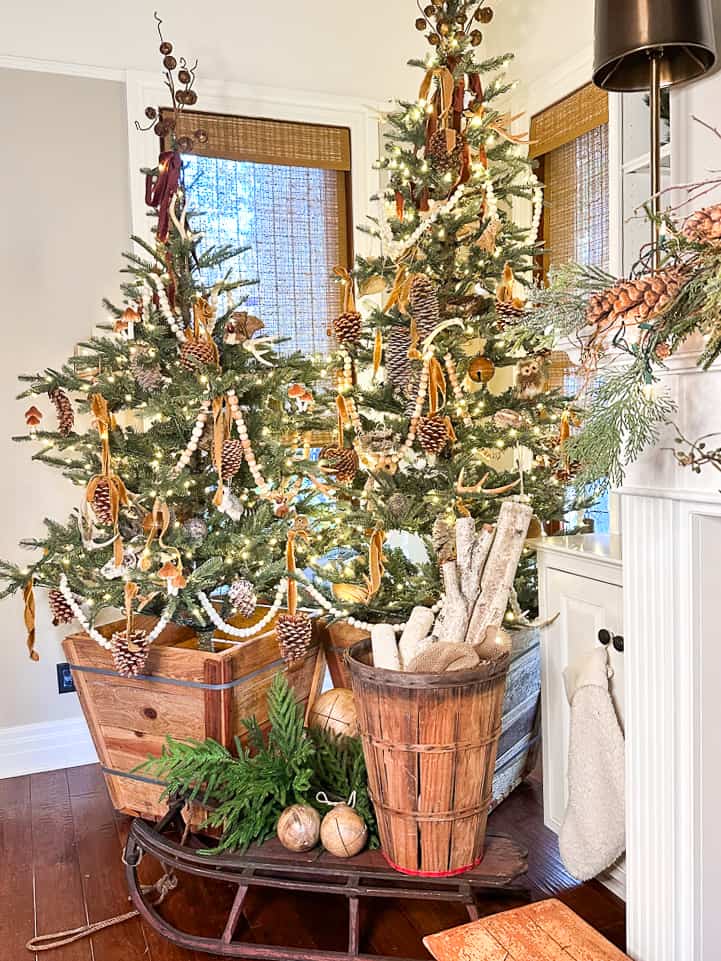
[{"x1": 277, "y1": 804, "x2": 321, "y2": 853}]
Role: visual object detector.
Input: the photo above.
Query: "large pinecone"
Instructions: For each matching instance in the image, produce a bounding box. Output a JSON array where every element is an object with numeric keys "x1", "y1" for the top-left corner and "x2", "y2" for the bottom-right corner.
[
  {"x1": 277, "y1": 612, "x2": 313, "y2": 663},
  {"x1": 49, "y1": 388, "x2": 74, "y2": 436},
  {"x1": 427, "y1": 129, "x2": 464, "y2": 174},
  {"x1": 387, "y1": 492, "x2": 409, "y2": 520},
  {"x1": 180, "y1": 339, "x2": 217, "y2": 371},
  {"x1": 417, "y1": 415, "x2": 450, "y2": 456},
  {"x1": 409, "y1": 274, "x2": 440, "y2": 341},
  {"x1": 130, "y1": 347, "x2": 164, "y2": 392},
  {"x1": 92, "y1": 479, "x2": 114, "y2": 526},
  {"x1": 229, "y1": 578, "x2": 257, "y2": 618},
  {"x1": 320, "y1": 446, "x2": 359, "y2": 484},
  {"x1": 213, "y1": 438, "x2": 244, "y2": 480},
  {"x1": 682, "y1": 204, "x2": 721, "y2": 245},
  {"x1": 386, "y1": 326, "x2": 412, "y2": 393},
  {"x1": 49, "y1": 589, "x2": 74, "y2": 627},
  {"x1": 586, "y1": 267, "x2": 689, "y2": 329},
  {"x1": 111, "y1": 629, "x2": 151, "y2": 678},
  {"x1": 332, "y1": 311, "x2": 362, "y2": 346}
]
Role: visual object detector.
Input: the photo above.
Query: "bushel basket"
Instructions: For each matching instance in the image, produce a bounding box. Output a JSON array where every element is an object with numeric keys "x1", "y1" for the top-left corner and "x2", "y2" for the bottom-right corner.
[{"x1": 348, "y1": 638, "x2": 509, "y2": 877}]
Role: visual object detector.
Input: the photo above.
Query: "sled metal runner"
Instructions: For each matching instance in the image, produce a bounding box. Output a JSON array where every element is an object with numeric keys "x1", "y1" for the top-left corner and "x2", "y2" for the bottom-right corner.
[{"x1": 124, "y1": 804, "x2": 530, "y2": 961}]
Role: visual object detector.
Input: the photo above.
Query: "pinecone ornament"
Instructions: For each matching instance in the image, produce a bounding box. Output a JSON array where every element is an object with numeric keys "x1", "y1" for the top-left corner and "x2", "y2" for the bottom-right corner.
[
  {"x1": 180, "y1": 338, "x2": 217, "y2": 371},
  {"x1": 332, "y1": 311, "x2": 362, "y2": 346},
  {"x1": 229, "y1": 578, "x2": 257, "y2": 618},
  {"x1": 91, "y1": 479, "x2": 114, "y2": 526},
  {"x1": 432, "y1": 517, "x2": 456, "y2": 565},
  {"x1": 409, "y1": 274, "x2": 440, "y2": 340},
  {"x1": 49, "y1": 388, "x2": 74, "y2": 436},
  {"x1": 427, "y1": 129, "x2": 464, "y2": 174},
  {"x1": 48, "y1": 589, "x2": 74, "y2": 627},
  {"x1": 213, "y1": 439, "x2": 244, "y2": 480},
  {"x1": 320, "y1": 446, "x2": 359, "y2": 484},
  {"x1": 386, "y1": 326, "x2": 412, "y2": 392},
  {"x1": 110, "y1": 629, "x2": 151, "y2": 678},
  {"x1": 586, "y1": 267, "x2": 689, "y2": 331},
  {"x1": 495, "y1": 300, "x2": 526, "y2": 325},
  {"x1": 277, "y1": 612, "x2": 313, "y2": 663},
  {"x1": 130, "y1": 347, "x2": 164, "y2": 392},
  {"x1": 417, "y1": 415, "x2": 450, "y2": 456},
  {"x1": 387, "y1": 492, "x2": 409, "y2": 520},
  {"x1": 682, "y1": 204, "x2": 721, "y2": 245}
]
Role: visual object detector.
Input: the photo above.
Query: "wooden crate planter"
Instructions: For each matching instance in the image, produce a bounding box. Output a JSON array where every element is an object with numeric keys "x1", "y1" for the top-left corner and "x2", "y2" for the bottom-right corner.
[{"x1": 63, "y1": 608, "x2": 319, "y2": 821}]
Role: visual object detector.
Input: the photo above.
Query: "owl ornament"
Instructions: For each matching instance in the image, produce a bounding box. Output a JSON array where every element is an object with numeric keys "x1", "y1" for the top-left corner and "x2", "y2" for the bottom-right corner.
[{"x1": 515, "y1": 356, "x2": 547, "y2": 401}]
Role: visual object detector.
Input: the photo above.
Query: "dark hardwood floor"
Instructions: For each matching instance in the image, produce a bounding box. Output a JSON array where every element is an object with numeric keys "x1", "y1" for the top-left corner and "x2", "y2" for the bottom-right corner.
[{"x1": 0, "y1": 764, "x2": 625, "y2": 961}]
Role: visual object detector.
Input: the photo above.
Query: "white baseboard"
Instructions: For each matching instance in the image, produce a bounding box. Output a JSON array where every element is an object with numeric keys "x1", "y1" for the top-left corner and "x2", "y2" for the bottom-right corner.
[
  {"x1": 599, "y1": 856, "x2": 627, "y2": 902},
  {"x1": 0, "y1": 717, "x2": 98, "y2": 779}
]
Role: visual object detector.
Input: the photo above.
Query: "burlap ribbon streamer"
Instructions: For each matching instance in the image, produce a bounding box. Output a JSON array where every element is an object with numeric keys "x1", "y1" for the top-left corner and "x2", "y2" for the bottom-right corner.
[
  {"x1": 330, "y1": 527, "x2": 386, "y2": 606},
  {"x1": 285, "y1": 524, "x2": 309, "y2": 616},
  {"x1": 333, "y1": 266, "x2": 357, "y2": 314},
  {"x1": 86, "y1": 394, "x2": 129, "y2": 566},
  {"x1": 141, "y1": 498, "x2": 172, "y2": 571},
  {"x1": 23, "y1": 579, "x2": 38, "y2": 661}
]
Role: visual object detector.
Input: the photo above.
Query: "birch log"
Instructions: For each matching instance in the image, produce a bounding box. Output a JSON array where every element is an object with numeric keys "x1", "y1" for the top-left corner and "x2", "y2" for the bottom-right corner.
[
  {"x1": 398, "y1": 606, "x2": 436, "y2": 668},
  {"x1": 465, "y1": 501, "x2": 533, "y2": 647},
  {"x1": 434, "y1": 517, "x2": 494, "y2": 644},
  {"x1": 371, "y1": 623, "x2": 401, "y2": 671}
]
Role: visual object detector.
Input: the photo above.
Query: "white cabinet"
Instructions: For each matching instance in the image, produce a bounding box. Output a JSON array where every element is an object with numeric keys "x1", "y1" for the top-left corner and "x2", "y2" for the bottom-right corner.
[{"x1": 535, "y1": 534, "x2": 626, "y2": 899}]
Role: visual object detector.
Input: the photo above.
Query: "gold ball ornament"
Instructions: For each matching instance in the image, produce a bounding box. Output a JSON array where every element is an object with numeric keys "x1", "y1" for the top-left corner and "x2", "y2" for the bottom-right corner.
[
  {"x1": 309, "y1": 688, "x2": 358, "y2": 738},
  {"x1": 415, "y1": 17, "x2": 427, "y2": 29},
  {"x1": 320, "y1": 805, "x2": 368, "y2": 859},
  {"x1": 468, "y1": 355, "x2": 495, "y2": 384},
  {"x1": 277, "y1": 804, "x2": 321, "y2": 853}
]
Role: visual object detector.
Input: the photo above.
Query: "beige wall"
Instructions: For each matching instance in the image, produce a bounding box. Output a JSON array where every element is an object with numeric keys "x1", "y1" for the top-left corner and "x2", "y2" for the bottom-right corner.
[{"x1": 0, "y1": 68, "x2": 130, "y2": 728}]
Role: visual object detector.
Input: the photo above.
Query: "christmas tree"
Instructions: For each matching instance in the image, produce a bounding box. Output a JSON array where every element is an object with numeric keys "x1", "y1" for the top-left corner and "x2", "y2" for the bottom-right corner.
[
  {"x1": 0, "y1": 24, "x2": 323, "y2": 670},
  {"x1": 308, "y1": 0, "x2": 575, "y2": 625}
]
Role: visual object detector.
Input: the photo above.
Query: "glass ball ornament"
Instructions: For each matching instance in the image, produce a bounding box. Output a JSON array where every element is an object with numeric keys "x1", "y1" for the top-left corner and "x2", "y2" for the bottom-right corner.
[
  {"x1": 477, "y1": 6, "x2": 494, "y2": 23},
  {"x1": 415, "y1": 17, "x2": 426, "y2": 30},
  {"x1": 163, "y1": 55, "x2": 177, "y2": 70},
  {"x1": 178, "y1": 68, "x2": 191, "y2": 84},
  {"x1": 470, "y1": 29, "x2": 483, "y2": 46},
  {"x1": 145, "y1": 106, "x2": 157, "y2": 120},
  {"x1": 159, "y1": 41, "x2": 173, "y2": 55},
  {"x1": 195, "y1": 129, "x2": 209, "y2": 144}
]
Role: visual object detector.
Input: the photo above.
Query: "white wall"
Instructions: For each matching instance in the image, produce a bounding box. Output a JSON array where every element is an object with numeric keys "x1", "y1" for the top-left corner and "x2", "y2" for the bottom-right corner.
[{"x1": 0, "y1": 68, "x2": 130, "y2": 770}]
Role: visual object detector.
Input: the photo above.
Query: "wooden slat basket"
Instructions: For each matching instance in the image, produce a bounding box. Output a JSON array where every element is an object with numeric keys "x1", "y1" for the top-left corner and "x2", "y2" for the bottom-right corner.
[
  {"x1": 64, "y1": 608, "x2": 319, "y2": 821},
  {"x1": 348, "y1": 638, "x2": 509, "y2": 877}
]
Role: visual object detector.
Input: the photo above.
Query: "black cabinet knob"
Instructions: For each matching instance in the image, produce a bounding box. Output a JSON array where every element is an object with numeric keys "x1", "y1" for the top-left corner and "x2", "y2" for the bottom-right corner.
[
  {"x1": 598, "y1": 629, "x2": 611, "y2": 645},
  {"x1": 613, "y1": 635, "x2": 625, "y2": 653}
]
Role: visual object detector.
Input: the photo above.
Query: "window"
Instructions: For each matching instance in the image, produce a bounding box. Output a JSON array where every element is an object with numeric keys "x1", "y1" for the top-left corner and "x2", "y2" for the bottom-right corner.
[
  {"x1": 164, "y1": 110, "x2": 353, "y2": 355},
  {"x1": 531, "y1": 84, "x2": 610, "y2": 279}
]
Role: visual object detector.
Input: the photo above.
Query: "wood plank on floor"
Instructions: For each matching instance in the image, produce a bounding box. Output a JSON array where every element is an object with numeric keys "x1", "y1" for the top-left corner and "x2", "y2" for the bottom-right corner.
[
  {"x1": 0, "y1": 775, "x2": 35, "y2": 961},
  {"x1": 30, "y1": 769, "x2": 92, "y2": 961},
  {"x1": 66, "y1": 764, "x2": 151, "y2": 960}
]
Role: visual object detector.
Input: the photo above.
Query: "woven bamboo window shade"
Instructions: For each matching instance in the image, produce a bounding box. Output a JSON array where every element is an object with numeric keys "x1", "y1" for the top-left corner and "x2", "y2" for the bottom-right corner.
[
  {"x1": 162, "y1": 109, "x2": 353, "y2": 355},
  {"x1": 531, "y1": 85, "x2": 609, "y2": 277}
]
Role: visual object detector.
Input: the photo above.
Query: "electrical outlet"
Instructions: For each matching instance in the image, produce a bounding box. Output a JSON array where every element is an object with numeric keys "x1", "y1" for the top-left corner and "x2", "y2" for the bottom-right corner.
[{"x1": 56, "y1": 662, "x2": 76, "y2": 694}]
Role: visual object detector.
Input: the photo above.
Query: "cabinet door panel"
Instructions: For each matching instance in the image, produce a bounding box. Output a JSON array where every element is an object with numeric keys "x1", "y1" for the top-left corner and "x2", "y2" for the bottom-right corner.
[{"x1": 542, "y1": 569, "x2": 624, "y2": 832}]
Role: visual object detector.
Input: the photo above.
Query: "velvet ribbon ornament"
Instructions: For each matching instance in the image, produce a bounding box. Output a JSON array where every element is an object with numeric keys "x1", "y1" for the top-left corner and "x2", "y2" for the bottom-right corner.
[
  {"x1": 86, "y1": 394, "x2": 129, "y2": 567},
  {"x1": 145, "y1": 150, "x2": 182, "y2": 243},
  {"x1": 23, "y1": 578, "x2": 38, "y2": 661}
]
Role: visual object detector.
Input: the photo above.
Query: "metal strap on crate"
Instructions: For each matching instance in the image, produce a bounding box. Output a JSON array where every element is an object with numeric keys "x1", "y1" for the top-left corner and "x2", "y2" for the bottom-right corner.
[{"x1": 66, "y1": 658, "x2": 287, "y2": 691}]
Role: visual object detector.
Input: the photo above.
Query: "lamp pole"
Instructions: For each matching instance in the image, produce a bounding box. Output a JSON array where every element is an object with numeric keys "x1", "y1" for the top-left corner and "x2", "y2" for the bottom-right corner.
[{"x1": 649, "y1": 49, "x2": 663, "y2": 268}]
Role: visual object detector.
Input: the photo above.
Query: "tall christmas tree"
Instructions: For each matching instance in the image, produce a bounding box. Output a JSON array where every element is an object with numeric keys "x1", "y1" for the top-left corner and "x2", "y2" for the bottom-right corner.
[
  {"x1": 308, "y1": 0, "x2": 575, "y2": 625},
  {"x1": 0, "y1": 23, "x2": 323, "y2": 671}
]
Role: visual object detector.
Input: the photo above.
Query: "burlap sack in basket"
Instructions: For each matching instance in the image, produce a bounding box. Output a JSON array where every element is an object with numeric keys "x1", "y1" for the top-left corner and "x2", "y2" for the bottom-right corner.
[{"x1": 407, "y1": 642, "x2": 480, "y2": 673}]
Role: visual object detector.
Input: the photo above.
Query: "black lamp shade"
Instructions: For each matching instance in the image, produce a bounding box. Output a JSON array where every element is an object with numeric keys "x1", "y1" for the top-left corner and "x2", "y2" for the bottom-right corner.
[{"x1": 594, "y1": 0, "x2": 717, "y2": 91}]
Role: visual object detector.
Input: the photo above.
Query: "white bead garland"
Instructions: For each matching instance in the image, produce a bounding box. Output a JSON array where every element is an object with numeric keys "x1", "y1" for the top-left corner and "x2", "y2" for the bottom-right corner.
[
  {"x1": 146, "y1": 275, "x2": 187, "y2": 343},
  {"x1": 527, "y1": 178, "x2": 544, "y2": 245},
  {"x1": 381, "y1": 183, "x2": 469, "y2": 260},
  {"x1": 197, "y1": 580, "x2": 287, "y2": 640},
  {"x1": 227, "y1": 389, "x2": 272, "y2": 496},
  {"x1": 59, "y1": 575, "x2": 170, "y2": 650},
  {"x1": 173, "y1": 399, "x2": 211, "y2": 474},
  {"x1": 444, "y1": 353, "x2": 473, "y2": 427}
]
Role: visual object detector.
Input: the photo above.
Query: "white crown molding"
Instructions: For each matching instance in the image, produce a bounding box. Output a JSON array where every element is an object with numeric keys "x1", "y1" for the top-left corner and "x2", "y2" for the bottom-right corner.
[
  {"x1": 0, "y1": 53, "x2": 125, "y2": 82},
  {"x1": 0, "y1": 716, "x2": 97, "y2": 779}
]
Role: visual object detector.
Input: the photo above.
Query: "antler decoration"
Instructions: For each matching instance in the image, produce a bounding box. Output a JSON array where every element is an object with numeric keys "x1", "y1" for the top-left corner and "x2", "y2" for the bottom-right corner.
[{"x1": 456, "y1": 469, "x2": 522, "y2": 497}]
